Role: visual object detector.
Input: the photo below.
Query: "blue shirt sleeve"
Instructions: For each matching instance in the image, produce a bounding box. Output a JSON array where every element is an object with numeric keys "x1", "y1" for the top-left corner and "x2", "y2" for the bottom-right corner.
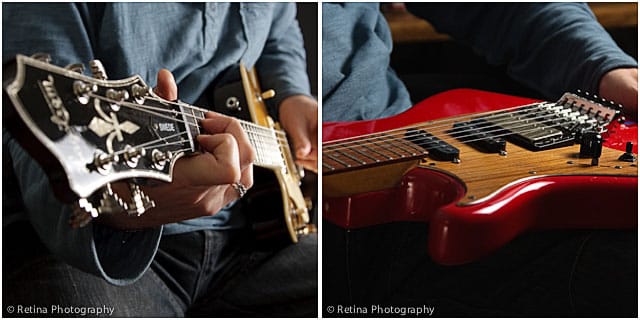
[
  {"x1": 3, "y1": 3, "x2": 161, "y2": 286},
  {"x1": 406, "y1": 3, "x2": 638, "y2": 100},
  {"x1": 321, "y1": 3, "x2": 413, "y2": 122},
  {"x1": 254, "y1": 3, "x2": 313, "y2": 119}
]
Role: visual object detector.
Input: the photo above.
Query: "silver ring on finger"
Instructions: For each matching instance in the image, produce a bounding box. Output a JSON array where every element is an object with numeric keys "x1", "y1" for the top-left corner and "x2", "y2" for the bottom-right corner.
[{"x1": 232, "y1": 182, "x2": 248, "y2": 198}]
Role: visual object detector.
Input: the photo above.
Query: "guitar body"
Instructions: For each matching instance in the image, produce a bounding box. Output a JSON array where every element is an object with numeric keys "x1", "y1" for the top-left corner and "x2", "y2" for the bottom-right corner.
[
  {"x1": 323, "y1": 89, "x2": 637, "y2": 265},
  {"x1": 214, "y1": 65, "x2": 313, "y2": 244}
]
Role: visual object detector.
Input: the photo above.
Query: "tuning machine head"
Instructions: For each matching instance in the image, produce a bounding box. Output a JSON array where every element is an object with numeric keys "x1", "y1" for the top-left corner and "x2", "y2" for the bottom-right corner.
[
  {"x1": 89, "y1": 59, "x2": 108, "y2": 80},
  {"x1": 132, "y1": 84, "x2": 151, "y2": 104},
  {"x1": 65, "y1": 63, "x2": 85, "y2": 73},
  {"x1": 31, "y1": 52, "x2": 51, "y2": 63},
  {"x1": 69, "y1": 181, "x2": 156, "y2": 228}
]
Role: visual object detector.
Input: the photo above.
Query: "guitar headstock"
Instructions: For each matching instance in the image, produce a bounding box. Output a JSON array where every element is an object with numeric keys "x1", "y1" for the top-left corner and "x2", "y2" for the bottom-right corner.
[{"x1": 4, "y1": 54, "x2": 200, "y2": 221}]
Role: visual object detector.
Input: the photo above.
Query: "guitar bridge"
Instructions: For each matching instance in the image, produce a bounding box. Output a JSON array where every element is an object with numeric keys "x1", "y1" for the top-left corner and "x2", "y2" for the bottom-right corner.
[{"x1": 455, "y1": 92, "x2": 622, "y2": 152}]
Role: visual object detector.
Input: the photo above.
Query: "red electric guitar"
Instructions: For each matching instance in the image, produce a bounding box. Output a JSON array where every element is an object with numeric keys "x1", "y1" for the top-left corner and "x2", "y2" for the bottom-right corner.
[{"x1": 323, "y1": 89, "x2": 638, "y2": 265}]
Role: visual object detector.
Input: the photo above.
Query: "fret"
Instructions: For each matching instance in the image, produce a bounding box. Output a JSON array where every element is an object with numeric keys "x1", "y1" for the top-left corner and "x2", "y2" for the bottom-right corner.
[
  {"x1": 393, "y1": 134, "x2": 426, "y2": 156},
  {"x1": 374, "y1": 135, "x2": 406, "y2": 158},
  {"x1": 323, "y1": 132, "x2": 430, "y2": 174},
  {"x1": 351, "y1": 144, "x2": 381, "y2": 162},
  {"x1": 179, "y1": 103, "x2": 201, "y2": 152},
  {"x1": 182, "y1": 103, "x2": 287, "y2": 170},
  {"x1": 361, "y1": 142, "x2": 393, "y2": 160},
  {"x1": 322, "y1": 162, "x2": 336, "y2": 170},
  {"x1": 336, "y1": 149, "x2": 367, "y2": 165},
  {"x1": 326, "y1": 152, "x2": 351, "y2": 168}
]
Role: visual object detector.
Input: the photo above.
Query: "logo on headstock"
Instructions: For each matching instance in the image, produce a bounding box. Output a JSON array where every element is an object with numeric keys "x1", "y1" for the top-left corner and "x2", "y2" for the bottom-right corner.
[
  {"x1": 89, "y1": 99, "x2": 140, "y2": 153},
  {"x1": 158, "y1": 123, "x2": 175, "y2": 132},
  {"x1": 38, "y1": 75, "x2": 70, "y2": 132}
]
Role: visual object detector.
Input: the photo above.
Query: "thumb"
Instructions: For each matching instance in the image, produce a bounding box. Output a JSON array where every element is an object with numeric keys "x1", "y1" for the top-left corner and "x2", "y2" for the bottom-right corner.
[
  {"x1": 154, "y1": 69, "x2": 178, "y2": 101},
  {"x1": 289, "y1": 124, "x2": 312, "y2": 158}
]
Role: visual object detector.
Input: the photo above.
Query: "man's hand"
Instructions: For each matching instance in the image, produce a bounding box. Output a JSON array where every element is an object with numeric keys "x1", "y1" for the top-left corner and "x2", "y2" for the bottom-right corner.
[
  {"x1": 599, "y1": 67, "x2": 638, "y2": 119},
  {"x1": 278, "y1": 95, "x2": 318, "y2": 173},
  {"x1": 98, "y1": 69, "x2": 255, "y2": 230}
]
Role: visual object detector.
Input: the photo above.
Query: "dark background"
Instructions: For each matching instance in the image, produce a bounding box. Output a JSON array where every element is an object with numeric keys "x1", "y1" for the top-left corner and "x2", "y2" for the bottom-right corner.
[{"x1": 389, "y1": 7, "x2": 638, "y2": 103}]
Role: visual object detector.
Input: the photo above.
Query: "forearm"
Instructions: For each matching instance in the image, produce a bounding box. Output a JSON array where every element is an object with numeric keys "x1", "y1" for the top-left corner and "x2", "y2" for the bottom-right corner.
[{"x1": 407, "y1": 3, "x2": 638, "y2": 100}]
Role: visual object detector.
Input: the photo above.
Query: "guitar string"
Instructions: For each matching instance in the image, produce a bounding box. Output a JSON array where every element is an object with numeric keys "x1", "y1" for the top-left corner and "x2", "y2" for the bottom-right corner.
[
  {"x1": 157, "y1": 95, "x2": 584, "y2": 165},
  {"x1": 100, "y1": 129, "x2": 284, "y2": 167},
  {"x1": 325, "y1": 101, "x2": 545, "y2": 145},
  {"x1": 325, "y1": 110, "x2": 570, "y2": 154},
  {"x1": 87, "y1": 93, "x2": 289, "y2": 143},
  {"x1": 87, "y1": 93, "x2": 596, "y2": 167},
  {"x1": 322, "y1": 111, "x2": 598, "y2": 168},
  {"x1": 144, "y1": 96, "x2": 289, "y2": 140},
  {"x1": 323, "y1": 115, "x2": 585, "y2": 164},
  {"x1": 101, "y1": 93, "x2": 293, "y2": 166},
  {"x1": 90, "y1": 91, "x2": 574, "y2": 152},
  {"x1": 87, "y1": 93, "x2": 288, "y2": 152},
  {"x1": 325, "y1": 101, "x2": 574, "y2": 149},
  {"x1": 87, "y1": 94, "x2": 287, "y2": 164},
  {"x1": 324, "y1": 102, "x2": 589, "y2": 154},
  {"x1": 323, "y1": 105, "x2": 546, "y2": 152}
]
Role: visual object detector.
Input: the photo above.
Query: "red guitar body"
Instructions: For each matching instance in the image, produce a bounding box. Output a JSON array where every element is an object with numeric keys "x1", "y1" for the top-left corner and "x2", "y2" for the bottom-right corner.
[{"x1": 323, "y1": 89, "x2": 638, "y2": 265}]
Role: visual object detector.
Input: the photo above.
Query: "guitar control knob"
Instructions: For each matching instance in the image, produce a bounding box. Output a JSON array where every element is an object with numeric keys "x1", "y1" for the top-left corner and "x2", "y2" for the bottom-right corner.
[
  {"x1": 579, "y1": 131, "x2": 603, "y2": 166},
  {"x1": 226, "y1": 96, "x2": 241, "y2": 112},
  {"x1": 618, "y1": 142, "x2": 637, "y2": 162},
  {"x1": 89, "y1": 59, "x2": 108, "y2": 80},
  {"x1": 260, "y1": 89, "x2": 276, "y2": 100}
]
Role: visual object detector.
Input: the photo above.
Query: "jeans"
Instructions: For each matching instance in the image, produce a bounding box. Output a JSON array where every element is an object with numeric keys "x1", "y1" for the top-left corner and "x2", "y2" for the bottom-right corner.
[
  {"x1": 3, "y1": 222, "x2": 317, "y2": 317},
  {"x1": 323, "y1": 221, "x2": 637, "y2": 317}
]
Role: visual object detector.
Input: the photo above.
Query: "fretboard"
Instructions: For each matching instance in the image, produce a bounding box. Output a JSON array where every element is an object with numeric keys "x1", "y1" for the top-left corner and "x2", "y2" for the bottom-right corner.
[
  {"x1": 181, "y1": 103, "x2": 286, "y2": 169},
  {"x1": 322, "y1": 132, "x2": 428, "y2": 174}
]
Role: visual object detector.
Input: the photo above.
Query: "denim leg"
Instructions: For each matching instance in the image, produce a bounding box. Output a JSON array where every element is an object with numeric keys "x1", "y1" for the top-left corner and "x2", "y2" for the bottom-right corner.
[
  {"x1": 188, "y1": 233, "x2": 318, "y2": 317},
  {"x1": 3, "y1": 223, "x2": 185, "y2": 317}
]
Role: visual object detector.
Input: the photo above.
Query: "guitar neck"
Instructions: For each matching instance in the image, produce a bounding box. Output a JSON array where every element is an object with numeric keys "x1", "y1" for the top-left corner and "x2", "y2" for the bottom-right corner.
[
  {"x1": 323, "y1": 93, "x2": 622, "y2": 175},
  {"x1": 180, "y1": 102, "x2": 287, "y2": 169}
]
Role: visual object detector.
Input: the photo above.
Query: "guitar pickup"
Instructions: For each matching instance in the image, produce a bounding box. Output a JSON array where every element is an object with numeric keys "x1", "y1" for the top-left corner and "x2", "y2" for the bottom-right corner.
[
  {"x1": 449, "y1": 119, "x2": 507, "y2": 154},
  {"x1": 404, "y1": 128, "x2": 459, "y2": 162}
]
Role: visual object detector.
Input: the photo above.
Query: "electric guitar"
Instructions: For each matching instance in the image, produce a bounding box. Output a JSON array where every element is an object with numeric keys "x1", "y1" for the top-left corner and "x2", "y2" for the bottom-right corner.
[
  {"x1": 4, "y1": 53, "x2": 313, "y2": 243},
  {"x1": 323, "y1": 88, "x2": 637, "y2": 265}
]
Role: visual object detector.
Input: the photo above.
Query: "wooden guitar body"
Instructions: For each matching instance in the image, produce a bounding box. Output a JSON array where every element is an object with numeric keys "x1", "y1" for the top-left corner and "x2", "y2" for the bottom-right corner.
[
  {"x1": 213, "y1": 64, "x2": 313, "y2": 244},
  {"x1": 323, "y1": 89, "x2": 637, "y2": 265}
]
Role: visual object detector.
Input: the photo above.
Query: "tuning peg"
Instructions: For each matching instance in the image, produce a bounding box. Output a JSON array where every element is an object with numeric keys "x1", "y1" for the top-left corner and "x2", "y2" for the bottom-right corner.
[
  {"x1": 65, "y1": 63, "x2": 85, "y2": 73},
  {"x1": 123, "y1": 145, "x2": 145, "y2": 167},
  {"x1": 151, "y1": 149, "x2": 172, "y2": 170},
  {"x1": 31, "y1": 52, "x2": 51, "y2": 63},
  {"x1": 131, "y1": 84, "x2": 150, "y2": 104},
  {"x1": 226, "y1": 96, "x2": 241, "y2": 112},
  {"x1": 89, "y1": 59, "x2": 108, "y2": 80},
  {"x1": 73, "y1": 80, "x2": 97, "y2": 105},
  {"x1": 126, "y1": 183, "x2": 155, "y2": 216}
]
